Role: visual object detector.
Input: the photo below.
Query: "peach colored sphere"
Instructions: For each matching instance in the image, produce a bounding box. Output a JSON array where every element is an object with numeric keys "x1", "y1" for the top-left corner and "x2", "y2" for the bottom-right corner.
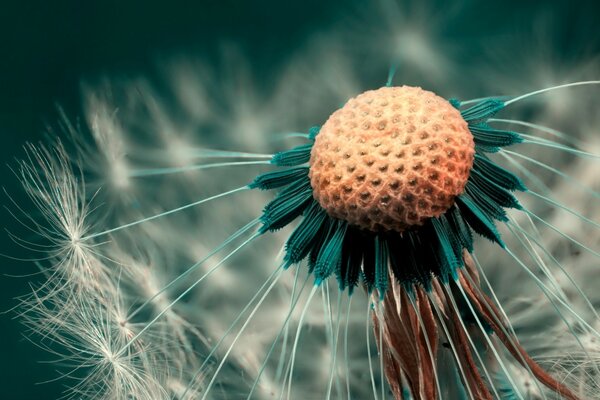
[{"x1": 309, "y1": 86, "x2": 475, "y2": 232}]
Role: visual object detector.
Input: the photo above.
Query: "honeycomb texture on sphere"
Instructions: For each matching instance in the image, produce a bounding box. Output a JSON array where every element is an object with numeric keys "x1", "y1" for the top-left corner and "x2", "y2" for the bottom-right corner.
[{"x1": 309, "y1": 86, "x2": 475, "y2": 232}]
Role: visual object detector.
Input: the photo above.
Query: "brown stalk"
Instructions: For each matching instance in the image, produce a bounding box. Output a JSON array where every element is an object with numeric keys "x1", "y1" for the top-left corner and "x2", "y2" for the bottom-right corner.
[
  {"x1": 459, "y1": 269, "x2": 580, "y2": 400},
  {"x1": 435, "y1": 281, "x2": 493, "y2": 400},
  {"x1": 372, "y1": 279, "x2": 439, "y2": 399}
]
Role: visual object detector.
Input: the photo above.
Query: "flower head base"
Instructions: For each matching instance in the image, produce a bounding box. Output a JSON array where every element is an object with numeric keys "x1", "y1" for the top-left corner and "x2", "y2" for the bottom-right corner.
[
  {"x1": 253, "y1": 86, "x2": 524, "y2": 292},
  {"x1": 309, "y1": 86, "x2": 475, "y2": 232}
]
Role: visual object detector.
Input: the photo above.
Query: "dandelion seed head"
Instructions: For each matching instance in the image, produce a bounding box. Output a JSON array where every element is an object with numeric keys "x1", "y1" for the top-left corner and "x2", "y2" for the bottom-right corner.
[
  {"x1": 22, "y1": 282, "x2": 171, "y2": 400},
  {"x1": 17, "y1": 144, "x2": 89, "y2": 246},
  {"x1": 309, "y1": 85, "x2": 474, "y2": 231},
  {"x1": 82, "y1": 90, "x2": 133, "y2": 191}
]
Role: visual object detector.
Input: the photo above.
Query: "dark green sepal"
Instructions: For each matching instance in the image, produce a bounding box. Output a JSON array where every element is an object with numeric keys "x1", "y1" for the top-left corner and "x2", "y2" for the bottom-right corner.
[
  {"x1": 464, "y1": 183, "x2": 509, "y2": 222},
  {"x1": 260, "y1": 178, "x2": 312, "y2": 233},
  {"x1": 284, "y1": 200, "x2": 328, "y2": 265},
  {"x1": 446, "y1": 206, "x2": 474, "y2": 253},
  {"x1": 387, "y1": 234, "x2": 407, "y2": 287},
  {"x1": 455, "y1": 195, "x2": 505, "y2": 247},
  {"x1": 431, "y1": 216, "x2": 462, "y2": 282},
  {"x1": 438, "y1": 215, "x2": 464, "y2": 262},
  {"x1": 374, "y1": 235, "x2": 389, "y2": 296},
  {"x1": 314, "y1": 220, "x2": 347, "y2": 285},
  {"x1": 338, "y1": 226, "x2": 363, "y2": 294},
  {"x1": 249, "y1": 167, "x2": 309, "y2": 190},
  {"x1": 387, "y1": 232, "x2": 435, "y2": 291},
  {"x1": 469, "y1": 123, "x2": 523, "y2": 149},
  {"x1": 271, "y1": 143, "x2": 313, "y2": 166},
  {"x1": 475, "y1": 144, "x2": 502, "y2": 154},
  {"x1": 409, "y1": 232, "x2": 440, "y2": 290},
  {"x1": 308, "y1": 216, "x2": 333, "y2": 274},
  {"x1": 361, "y1": 235, "x2": 376, "y2": 293},
  {"x1": 460, "y1": 99, "x2": 505, "y2": 123},
  {"x1": 448, "y1": 98, "x2": 461, "y2": 109},
  {"x1": 308, "y1": 126, "x2": 321, "y2": 140},
  {"x1": 469, "y1": 169, "x2": 522, "y2": 211},
  {"x1": 473, "y1": 153, "x2": 526, "y2": 192}
]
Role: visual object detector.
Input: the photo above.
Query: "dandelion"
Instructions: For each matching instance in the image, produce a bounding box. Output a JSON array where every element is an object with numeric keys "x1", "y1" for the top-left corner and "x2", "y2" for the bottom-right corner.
[
  {"x1": 6, "y1": 30, "x2": 600, "y2": 400},
  {"x1": 234, "y1": 82, "x2": 599, "y2": 399}
]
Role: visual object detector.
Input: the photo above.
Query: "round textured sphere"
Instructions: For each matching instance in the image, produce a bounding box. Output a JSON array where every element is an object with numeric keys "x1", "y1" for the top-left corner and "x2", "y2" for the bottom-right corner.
[{"x1": 309, "y1": 86, "x2": 475, "y2": 232}]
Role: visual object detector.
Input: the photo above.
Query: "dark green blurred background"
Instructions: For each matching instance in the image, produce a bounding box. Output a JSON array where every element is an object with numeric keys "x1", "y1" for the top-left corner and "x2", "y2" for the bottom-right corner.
[
  {"x1": 1, "y1": 1, "x2": 599, "y2": 398},
  {"x1": 1, "y1": 2, "x2": 356, "y2": 398}
]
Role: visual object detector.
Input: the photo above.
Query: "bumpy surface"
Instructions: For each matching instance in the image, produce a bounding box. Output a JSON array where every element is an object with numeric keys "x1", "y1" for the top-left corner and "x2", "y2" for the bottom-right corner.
[{"x1": 309, "y1": 86, "x2": 474, "y2": 232}]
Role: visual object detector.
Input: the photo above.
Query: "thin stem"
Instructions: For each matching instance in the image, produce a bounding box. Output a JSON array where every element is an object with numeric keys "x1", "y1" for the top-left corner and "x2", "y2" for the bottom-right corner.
[
  {"x1": 127, "y1": 219, "x2": 259, "y2": 321},
  {"x1": 520, "y1": 136, "x2": 599, "y2": 159},
  {"x1": 454, "y1": 283, "x2": 526, "y2": 400},
  {"x1": 286, "y1": 286, "x2": 319, "y2": 400},
  {"x1": 366, "y1": 299, "x2": 379, "y2": 400},
  {"x1": 200, "y1": 268, "x2": 284, "y2": 400},
  {"x1": 129, "y1": 160, "x2": 270, "y2": 178},
  {"x1": 386, "y1": 63, "x2": 397, "y2": 87},
  {"x1": 325, "y1": 290, "x2": 343, "y2": 400},
  {"x1": 115, "y1": 230, "x2": 261, "y2": 358},
  {"x1": 504, "y1": 81, "x2": 600, "y2": 106},
  {"x1": 83, "y1": 186, "x2": 248, "y2": 240},
  {"x1": 247, "y1": 271, "x2": 310, "y2": 399},
  {"x1": 344, "y1": 295, "x2": 353, "y2": 400},
  {"x1": 489, "y1": 118, "x2": 587, "y2": 148},
  {"x1": 427, "y1": 291, "x2": 477, "y2": 400},
  {"x1": 525, "y1": 190, "x2": 600, "y2": 229},
  {"x1": 459, "y1": 95, "x2": 511, "y2": 106},
  {"x1": 185, "y1": 265, "x2": 283, "y2": 399},
  {"x1": 501, "y1": 149, "x2": 600, "y2": 199},
  {"x1": 442, "y1": 283, "x2": 502, "y2": 400}
]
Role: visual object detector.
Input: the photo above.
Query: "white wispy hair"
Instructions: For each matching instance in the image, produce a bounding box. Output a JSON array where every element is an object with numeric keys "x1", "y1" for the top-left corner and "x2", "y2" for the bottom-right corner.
[
  {"x1": 7, "y1": 143, "x2": 112, "y2": 299},
  {"x1": 23, "y1": 280, "x2": 170, "y2": 400}
]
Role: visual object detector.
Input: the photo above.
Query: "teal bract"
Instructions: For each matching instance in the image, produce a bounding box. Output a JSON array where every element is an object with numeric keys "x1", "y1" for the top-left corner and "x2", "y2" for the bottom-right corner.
[{"x1": 251, "y1": 94, "x2": 524, "y2": 295}]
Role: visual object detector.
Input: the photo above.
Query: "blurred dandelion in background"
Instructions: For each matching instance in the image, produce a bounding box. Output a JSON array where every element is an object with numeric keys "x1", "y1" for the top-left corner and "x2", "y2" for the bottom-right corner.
[{"x1": 2, "y1": 0, "x2": 600, "y2": 399}]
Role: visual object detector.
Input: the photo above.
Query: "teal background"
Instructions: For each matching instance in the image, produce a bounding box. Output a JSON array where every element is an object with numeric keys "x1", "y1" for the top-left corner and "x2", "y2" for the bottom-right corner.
[
  {"x1": 1, "y1": 0, "x2": 599, "y2": 398},
  {"x1": 1, "y1": 2, "x2": 347, "y2": 398}
]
